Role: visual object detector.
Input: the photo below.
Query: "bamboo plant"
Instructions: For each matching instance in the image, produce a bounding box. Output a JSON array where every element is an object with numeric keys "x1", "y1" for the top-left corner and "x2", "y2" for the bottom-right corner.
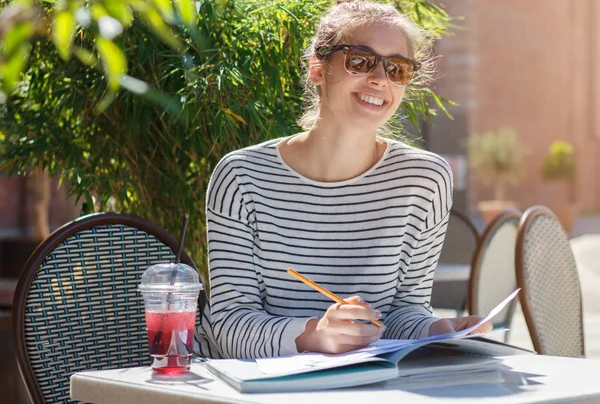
[{"x1": 0, "y1": 0, "x2": 454, "y2": 281}]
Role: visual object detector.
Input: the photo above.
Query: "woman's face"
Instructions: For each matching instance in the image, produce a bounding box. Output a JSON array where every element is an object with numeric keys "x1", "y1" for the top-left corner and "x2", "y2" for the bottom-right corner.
[{"x1": 314, "y1": 23, "x2": 410, "y2": 132}]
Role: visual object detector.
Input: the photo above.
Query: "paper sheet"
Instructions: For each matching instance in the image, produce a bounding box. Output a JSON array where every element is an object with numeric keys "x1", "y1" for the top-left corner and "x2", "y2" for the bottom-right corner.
[{"x1": 255, "y1": 288, "x2": 520, "y2": 375}]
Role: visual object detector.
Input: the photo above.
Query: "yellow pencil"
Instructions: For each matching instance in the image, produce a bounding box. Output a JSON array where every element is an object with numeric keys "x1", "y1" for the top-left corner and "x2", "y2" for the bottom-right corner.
[{"x1": 286, "y1": 268, "x2": 384, "y2": 328}]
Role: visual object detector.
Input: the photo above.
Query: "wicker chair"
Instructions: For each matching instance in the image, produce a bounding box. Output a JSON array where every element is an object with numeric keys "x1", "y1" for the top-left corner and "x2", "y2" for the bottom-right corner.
[
  {"x1": 468, "y1": 209, "x2": 521, "y2": 342},
  {"x1": 515, "y1": 206, "x2": 584, "y2": 357},
  {"x1": 431, "y1": 209, "x2": 480, "y2": 312},
  {"x1": 12, "y1": 212, "x2": 207, "y2": 403}
]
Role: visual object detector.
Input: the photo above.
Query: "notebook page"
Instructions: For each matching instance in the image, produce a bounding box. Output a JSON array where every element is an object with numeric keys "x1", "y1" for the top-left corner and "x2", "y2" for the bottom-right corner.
[{"x1": 256, "y1": 288, "x2": 520, "y2": 375}]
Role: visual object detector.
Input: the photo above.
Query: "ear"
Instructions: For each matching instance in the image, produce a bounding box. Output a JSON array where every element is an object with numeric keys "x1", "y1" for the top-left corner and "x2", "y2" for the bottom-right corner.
[{"x1": 309, "y1": 56, "x2": 326, "y2": 85}]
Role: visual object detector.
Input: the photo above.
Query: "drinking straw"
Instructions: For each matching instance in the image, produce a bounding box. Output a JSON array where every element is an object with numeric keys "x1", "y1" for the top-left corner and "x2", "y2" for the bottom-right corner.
[
  {"x1": 174, "y1": 213, "x2": 189, "y2": 265},
  {"x1": 151, "y1": 213, "x2": 190, "y2": 354}
]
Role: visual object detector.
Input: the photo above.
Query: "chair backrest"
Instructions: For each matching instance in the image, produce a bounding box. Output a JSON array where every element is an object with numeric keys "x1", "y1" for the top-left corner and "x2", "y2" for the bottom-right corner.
[
  {"x1": 468, "y1": 209, "x2": 521, "y2": 328},
  {"x1": 12, "y1": 212, "x2": 206, "y2": 403},
  {"x1": 432, "y1": 209, "x2": 480, "y2": 311},
  {"x1": 515, "y1": 206, "x2": 584, "y2": 357},
  {"x1": 439, "y1": 209, "x2": 480, "y2": 265}
]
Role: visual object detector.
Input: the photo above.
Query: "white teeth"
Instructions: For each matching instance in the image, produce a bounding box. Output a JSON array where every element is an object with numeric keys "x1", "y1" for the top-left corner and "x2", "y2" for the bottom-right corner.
[{"x1": 358, "y1": 94, "x2": 384, "y2": 106}]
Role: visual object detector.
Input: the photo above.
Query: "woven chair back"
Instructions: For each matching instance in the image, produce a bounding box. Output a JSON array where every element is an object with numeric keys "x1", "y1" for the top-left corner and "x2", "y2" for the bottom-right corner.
[
  {"x1": 12, "y1": 213, "x2": 202, "y2": 403},
  {"x1": 516, "y1": 206, "x2": 584, "y2": 357}
]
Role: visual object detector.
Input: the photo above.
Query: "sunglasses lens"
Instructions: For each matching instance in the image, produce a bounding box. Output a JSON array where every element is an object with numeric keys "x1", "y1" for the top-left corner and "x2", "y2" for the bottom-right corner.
[
  {"x1": 344, "y1": 49, "x2": 377, "y2": 75},
  {"x1": 386, "y1": 59, "x2": 415, "y2": 85},
  {"x1": 342, "y1": 47, "x2": 417, "y2": 85}
]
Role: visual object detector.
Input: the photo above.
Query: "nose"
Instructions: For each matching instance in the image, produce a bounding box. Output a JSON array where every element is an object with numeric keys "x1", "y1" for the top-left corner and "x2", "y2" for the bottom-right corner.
[{"x1": 368, "y1": 60, "x2": 387, "y2": 86}]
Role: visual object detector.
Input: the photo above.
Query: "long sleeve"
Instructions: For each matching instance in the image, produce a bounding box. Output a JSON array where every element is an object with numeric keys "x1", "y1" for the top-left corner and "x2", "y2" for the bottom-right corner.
[
  {"x1": 382, "y1": 153, "x2": 453, "y2": 340},
  {"x1": 382, "y1": 212, "x2": 450, "y2": 339},
  {"x1": 204, "y1": 156, "x2": 313, "y2": 359}
]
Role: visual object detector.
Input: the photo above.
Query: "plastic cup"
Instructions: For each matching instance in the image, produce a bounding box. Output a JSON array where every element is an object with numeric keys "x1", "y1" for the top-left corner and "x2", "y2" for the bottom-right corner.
[{"x1": 139, "y1": 263, "x2": 203, "y2": 374}]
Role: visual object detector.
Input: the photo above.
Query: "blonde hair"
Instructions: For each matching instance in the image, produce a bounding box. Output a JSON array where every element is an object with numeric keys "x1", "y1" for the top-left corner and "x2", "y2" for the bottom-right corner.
[{"x1": 298, "y1": 0, "x2": 436, "y2": 138}]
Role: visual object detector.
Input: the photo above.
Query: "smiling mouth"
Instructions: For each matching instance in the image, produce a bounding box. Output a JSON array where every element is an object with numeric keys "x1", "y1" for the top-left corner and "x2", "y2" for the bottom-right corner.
[{"x1": 354, "y1": 93, "x2": 386, "y2": 107}]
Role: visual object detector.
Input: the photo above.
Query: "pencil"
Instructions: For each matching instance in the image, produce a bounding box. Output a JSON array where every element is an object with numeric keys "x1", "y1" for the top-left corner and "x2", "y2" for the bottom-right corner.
[{"x1": 286, "y1": 268, "x2": 384, "y2": 328}]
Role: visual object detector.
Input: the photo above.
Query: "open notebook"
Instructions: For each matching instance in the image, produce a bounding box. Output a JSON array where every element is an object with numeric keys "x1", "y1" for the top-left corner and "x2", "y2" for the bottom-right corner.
[{"x1": 206, "y1": 289, "x2": 533, "y2": 393}]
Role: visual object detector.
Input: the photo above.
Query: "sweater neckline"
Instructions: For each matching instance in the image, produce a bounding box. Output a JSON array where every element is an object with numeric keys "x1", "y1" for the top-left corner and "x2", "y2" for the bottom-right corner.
[{"x1": 275, "y1": 134, "x2": 391, "y2": 187}]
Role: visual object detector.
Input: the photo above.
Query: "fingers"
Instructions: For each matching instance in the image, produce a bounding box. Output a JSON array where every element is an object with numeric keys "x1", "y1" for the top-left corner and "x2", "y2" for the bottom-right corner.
[
  {"x1": 329, "y1": 302, "x2": 381, "y2": 322},
  {"x1": 453, "y1": 316, "x2": 493, "y2": 335},
  {"x1": 319, "y1": 324, "x2": 384, "y2": 354},
  {"x1": 332, "y1": 329, "x2": 382, "y2": 345},
  {"x1": 428, "y1": 318, "x2": 455, "y2": 336},
  {"x1": 329, "y1": 320, "x2": 382, "y2": 338},
  {"x1": 471, "y1": 320, "x2": 493, "y2": 334},
  {"x1": 344, "y1": 295, "x2": 364, "y2": 304},
  {"x1": 344, "y1": 295, "x2": 369, "y2": 307},
  {"x1": 314, "y1": 297, "x2": 386, "y2": 354}
]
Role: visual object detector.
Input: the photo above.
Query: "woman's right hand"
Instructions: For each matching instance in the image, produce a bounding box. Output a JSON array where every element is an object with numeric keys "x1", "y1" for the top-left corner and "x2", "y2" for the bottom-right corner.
[{"x1": 295, "y1": 296, "x2": 385, "y2": 354}]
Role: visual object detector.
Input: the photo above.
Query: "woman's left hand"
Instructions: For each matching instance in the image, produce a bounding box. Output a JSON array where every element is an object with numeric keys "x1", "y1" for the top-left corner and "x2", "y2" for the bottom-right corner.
[{"x1": 428, "y1": 316, "x2": 493, "y2": 337}]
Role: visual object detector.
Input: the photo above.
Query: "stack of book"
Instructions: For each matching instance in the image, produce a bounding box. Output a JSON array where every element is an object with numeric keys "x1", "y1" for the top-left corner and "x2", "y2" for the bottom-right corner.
[{"x1": 206, "y1": 289, "x2": 534, "y2": 393}]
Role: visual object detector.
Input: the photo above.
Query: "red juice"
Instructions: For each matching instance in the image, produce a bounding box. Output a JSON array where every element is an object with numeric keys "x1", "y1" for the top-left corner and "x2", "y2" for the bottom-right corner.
[{"x1": 145, "y1": 311, "x2": 196, "y2": 374}]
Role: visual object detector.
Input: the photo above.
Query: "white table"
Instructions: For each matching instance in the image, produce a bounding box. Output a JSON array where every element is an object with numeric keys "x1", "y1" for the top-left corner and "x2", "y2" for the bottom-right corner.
[{"x1": 71, "y1": 355, "x2": 600, "y2": 404}]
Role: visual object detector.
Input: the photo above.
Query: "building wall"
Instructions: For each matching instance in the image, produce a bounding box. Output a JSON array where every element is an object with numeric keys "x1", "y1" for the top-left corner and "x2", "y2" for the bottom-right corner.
[
  {"x1": 429, "y1": 0, "x2": 600, "y2": 213},
  {"x1": 427, "y1": 0, "x2": 476, "y2": 212},
  {"x1": 0, "y1": 174, "x2": 80, "y2": 238}
]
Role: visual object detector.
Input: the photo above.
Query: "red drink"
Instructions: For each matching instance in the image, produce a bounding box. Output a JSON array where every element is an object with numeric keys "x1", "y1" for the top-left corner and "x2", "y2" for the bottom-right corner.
[{"x1": 146, "y1": 311, "x2": 196, "y2": 374}]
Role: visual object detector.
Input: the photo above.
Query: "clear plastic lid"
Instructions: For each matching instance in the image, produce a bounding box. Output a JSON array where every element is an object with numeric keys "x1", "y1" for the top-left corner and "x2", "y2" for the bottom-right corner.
[{"x1": 138, "y1": 263, "x2": 203, "y2": 294}]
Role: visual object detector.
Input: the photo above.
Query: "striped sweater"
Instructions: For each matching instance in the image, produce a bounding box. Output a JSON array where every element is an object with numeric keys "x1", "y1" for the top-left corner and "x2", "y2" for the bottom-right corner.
[{"x1": 195, "y1": 135, "x2": 453, "y2": 359}]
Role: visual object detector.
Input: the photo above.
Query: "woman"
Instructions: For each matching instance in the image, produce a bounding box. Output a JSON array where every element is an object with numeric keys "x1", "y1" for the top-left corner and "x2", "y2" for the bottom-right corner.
[{"x1": 196, "y1": 0, "x2": 491, "y2": 359}]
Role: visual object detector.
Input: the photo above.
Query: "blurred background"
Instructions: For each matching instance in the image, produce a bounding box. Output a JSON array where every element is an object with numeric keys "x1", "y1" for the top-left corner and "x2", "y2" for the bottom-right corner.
[
  {"x1": 428, "y1": 0, "x2": 599, "y2": 225},
  {"x1": 1, "y1": 0, "x2": 599, "y2": 402}
]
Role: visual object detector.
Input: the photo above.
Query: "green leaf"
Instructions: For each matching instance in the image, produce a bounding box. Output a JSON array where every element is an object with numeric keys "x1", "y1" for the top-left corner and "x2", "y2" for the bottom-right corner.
[
  {"x1": 2, "y1": 22, "x2": 33, "y2": 56},
  {"x1": 73, "y1": 46, "x2": 99, "y2": 67},
  {"x1": 94, "y1": 90, "x2": 116, "y2": 114},
  {"x1": 429, "y1": 90, "x2": 454, "y2": 119},
  {"x1": 153, "y1": 0, "x2": 176, "y2": 24},
  {"x1": 84, "y1": 190, "x2": 95, "y2": 214},
  {"x1": 0, "y1": 43, "x2": 29, "y2": 92},
  {"x1": 119, "y1": 75, "x2": 187, "y2": 123},
  {"x1": 52, "y1": 10, "x2": 77, "y2": 60},
  {"x1": 0, "y1": 158, "x2": 17, "y2": 172},
  {"x1": 103, "y1": 0, "x2": 134, "y2": 27},
  {"x1": 96, "y1": 38, "x2": 127, "y2": 91},
  {"x1": 174, "y1": 0, "x2": 197, "y2": 26},
  {"x1": 223, "y1": 107, "x2": 247, "y2": 126},
  {"x1": 91, "y1": 4, "x2": 109, "y2": 19},
  {"x1": 139, "y1": 6, "x2": 185, "y2": 51}
]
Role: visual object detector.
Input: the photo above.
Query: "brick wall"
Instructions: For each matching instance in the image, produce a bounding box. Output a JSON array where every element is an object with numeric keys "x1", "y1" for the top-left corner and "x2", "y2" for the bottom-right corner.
[{"x1": 429, "y1": 0, "x2": 600, "y2": 213}]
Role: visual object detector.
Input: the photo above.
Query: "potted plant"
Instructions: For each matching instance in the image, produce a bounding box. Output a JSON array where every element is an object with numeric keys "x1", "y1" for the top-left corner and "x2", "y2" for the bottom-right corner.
[
  {"x1": 541, "y1": 141, "x2": 578, "y2": 233},
  {"x1": 467, "y1": 128, "x2": 526, "y2": 224}
]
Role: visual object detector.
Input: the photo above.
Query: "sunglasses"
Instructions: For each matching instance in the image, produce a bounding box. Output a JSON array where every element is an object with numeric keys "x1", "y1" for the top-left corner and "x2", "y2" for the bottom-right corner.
[{"x1": 316, "y1": 44, "x2": 420, "y2": 86}]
